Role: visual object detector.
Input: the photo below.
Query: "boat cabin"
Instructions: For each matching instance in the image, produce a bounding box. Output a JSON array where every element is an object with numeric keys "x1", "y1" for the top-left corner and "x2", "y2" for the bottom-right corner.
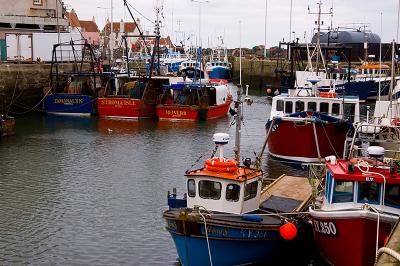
[
  {"x1": 322, "y1": 153, "x2": 400, "y2": 214},
  {"x1": 185, "y1": 167, "x2": 262, "y2": 215},
  {"x1": 205, "y1": 61, "x2": 232, "y2": 68},
  {"x1": 185, "y1": 133, "x2": 263, "y2": 215},
  {"x1": 270, "y1": 94, "x2": 360, "y2": 123}
]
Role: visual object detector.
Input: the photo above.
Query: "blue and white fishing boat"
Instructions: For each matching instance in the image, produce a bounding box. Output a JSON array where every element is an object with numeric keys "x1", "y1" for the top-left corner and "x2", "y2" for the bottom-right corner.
[
  {"x1": 44, "y1": 40, "x2": 107, "y2": 116},
  {"x1": 205, "y1": 41, "x2": 232, "y2": 80},
  {"x1": 163, "y1": 90, "x2": 313, "y2": 266}
]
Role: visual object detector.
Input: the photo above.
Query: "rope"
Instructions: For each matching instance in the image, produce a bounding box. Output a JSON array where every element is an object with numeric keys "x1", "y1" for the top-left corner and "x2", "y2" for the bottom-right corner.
[
  {"x1": 375, "y1": 247, "x2": 400, "y2": 264},
  {"x1": 9, "y1": 88, "x2": 52, "y2": 115},
  {"x1": 196, "y1": 207, "x2": 213, "y2": 266}
]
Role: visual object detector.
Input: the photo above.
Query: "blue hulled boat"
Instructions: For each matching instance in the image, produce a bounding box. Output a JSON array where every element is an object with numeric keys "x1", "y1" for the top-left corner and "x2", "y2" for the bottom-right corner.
[
  {"x1": 205, "y1": 44, "x2": 232, "y2": 80},
  {"x1": 163, "y1": 92, "x2": 313, "y2": 265}
]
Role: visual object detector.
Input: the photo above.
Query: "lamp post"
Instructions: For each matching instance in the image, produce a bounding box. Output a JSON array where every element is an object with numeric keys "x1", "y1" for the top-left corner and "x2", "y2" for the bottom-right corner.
[
  {"x1": 191, "y1": 0, "x2": 209, "y2": 48},
  {"x1": 264, "y1": 0, "x2": 268, "y2": 58}
]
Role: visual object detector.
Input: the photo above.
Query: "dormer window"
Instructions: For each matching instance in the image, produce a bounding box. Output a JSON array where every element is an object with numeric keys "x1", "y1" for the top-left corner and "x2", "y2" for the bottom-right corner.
[
  {"x1": 188, "y1": 179, "x2": 196, "y2": 197},
  {"x1": 199, "y1": 180, "x2": 221, "y2": 200},
  {"x1": 33, "y1": 0, "x2": 42, "y2": 5},
  {"x1": 226, "y1": 184, "x2": 240, "y2": 202},
  {"x1": 244, "y1": 181, "x2": 258, "y2": 201}
]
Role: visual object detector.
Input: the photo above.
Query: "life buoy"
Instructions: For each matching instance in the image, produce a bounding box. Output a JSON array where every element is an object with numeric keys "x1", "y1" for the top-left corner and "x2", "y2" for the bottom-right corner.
[
  {"x1": 391, "y1": 118, "x2": 400, "y2": 126},
  {"x1": 320, "y1": 92, "x2": 336, "y2": 98},
  {"x1": 205, "y1": 158, "x2": 238, "y2": 173}
]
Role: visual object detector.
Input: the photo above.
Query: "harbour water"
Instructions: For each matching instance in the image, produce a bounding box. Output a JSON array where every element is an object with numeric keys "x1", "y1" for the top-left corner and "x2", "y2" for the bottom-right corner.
[{"x1": 0, "y1": 85, "x2": 305, "y2": 265}]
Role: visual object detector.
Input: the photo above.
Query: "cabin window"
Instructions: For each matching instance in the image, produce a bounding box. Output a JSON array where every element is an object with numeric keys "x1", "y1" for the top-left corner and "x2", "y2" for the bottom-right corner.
[
  {"x1": 226, "y1": 184, "x2": 240, "y2": 202},
  {"x1": 285, "y1": 101, "x2": 293, "y2": 114},
  {"x1": 320, "y1": 102, "x2": 329, "y2": 113},
  {"x1": 295, "y1": 101, "x2": 305, "y2": 112},
  {"x1": 199, "y1": 180, "x2": 222, "y2": 200},
  {"x1": 244, "y1": 181, "x2": 258, "y2": 201},
  {"x1": 332, "y1": 180, "x2": 354, "y2": 203},
  {"x1": 307, "y1": 102, "x2": 317, "y2": 112},
  {"x1": 358, "y1": 182, "x2": 380, "y2": 204},
  {"x1": 385, "y1": 184, "x2": 400, "y2": 208},
  {"x1": 276, "y1": 100, "x2": 284, "y2": 112},
  {"x1": 332, "y1": 103, "x2": 340, "y2": 115},
  {"x1": 344, "y1": 103, "x2": 356, "y2": 122},
  {"x1": 187, "y1": 179, "x2": 196, "y2": 197}
]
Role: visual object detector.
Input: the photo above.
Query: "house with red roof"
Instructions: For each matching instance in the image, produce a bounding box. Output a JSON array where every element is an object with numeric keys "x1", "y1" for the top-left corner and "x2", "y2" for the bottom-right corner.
[{"x1": 66, "y1": 9, "x2": 100, "y2": 46}]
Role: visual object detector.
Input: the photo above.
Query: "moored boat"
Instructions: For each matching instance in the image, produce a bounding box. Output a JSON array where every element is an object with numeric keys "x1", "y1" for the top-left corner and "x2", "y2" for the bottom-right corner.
[
  {"x1": 163, "y1": 89, "x2": 314, "y2": 265},
  {"x1": 156, "y1": 82, "x2": 232, "y2": 121},
  {"x1": 44, "y1": 41, "x2": 104, "y2": 116},
  {"x1": 309, "y1": 123, "x2": 400, "y2": 266},
  {"x1": 205, "y1": 42, "x2": 232, "y2": 80},
  {"x1": 0, "y1": 114, "x2": 16, "y2": 137},
  {"x1": 266, "y1": 92, "x2": 360, "y2": 163}
]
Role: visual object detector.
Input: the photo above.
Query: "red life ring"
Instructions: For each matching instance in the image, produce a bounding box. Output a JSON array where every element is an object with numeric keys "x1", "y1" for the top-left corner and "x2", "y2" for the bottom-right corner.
[
  {"x1": 204, "y1": 158, "x2": 238, "y2": 173},
  {"x1": 206, "y1": 165, "x2": 238, "y2": 173},
  {"x1": 391, "y1": 118, "x2": 400, "y2": 126},
  {"x1": 205, "y1": 158, "x2": 238, "y2": 167}
]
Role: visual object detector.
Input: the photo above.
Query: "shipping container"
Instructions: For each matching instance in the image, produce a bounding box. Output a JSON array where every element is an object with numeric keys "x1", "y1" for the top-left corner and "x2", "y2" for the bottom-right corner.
[
  {"x1": 6, "y1": 33, "x2": 32, "y2": 61},
  {"x1": 0, "y1": 39, "x2": 6, "y2": 61},
  {"x1": 32, "y1": 32, "x2": 83, "y2": 62}
]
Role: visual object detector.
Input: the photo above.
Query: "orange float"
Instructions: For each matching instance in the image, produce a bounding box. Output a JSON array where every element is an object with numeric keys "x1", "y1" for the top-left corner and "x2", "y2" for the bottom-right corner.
[{"x1": 205, "y1": 158, "x2": 238, "y2": 173}]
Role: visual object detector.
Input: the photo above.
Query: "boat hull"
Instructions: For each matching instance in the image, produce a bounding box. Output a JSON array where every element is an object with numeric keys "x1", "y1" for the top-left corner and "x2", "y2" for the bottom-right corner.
[
  {"x1": 0, "y1": 116, "x2": 16, "y2": 137},
  {"x1": 156, "y1": 99, "x2": 231, "y2": 121},
  {"x1": 44, "y1": 94, "x2": 94, "y2": 116},
  {"x1": 164, "y1": 215, "x2": 284, "y2": 266},
  {"x1": 309, "y1": 210, "x2": 395, "y2": 266},
  {"x1": 267, "y1": 119, "x2": 349, "y2": 162},
  {"x1": 206, "y1": 66, "x2": 232, "y2": 80},
  {"x1": 97, "y1": 97, "x2": 155, "y2": 119}
]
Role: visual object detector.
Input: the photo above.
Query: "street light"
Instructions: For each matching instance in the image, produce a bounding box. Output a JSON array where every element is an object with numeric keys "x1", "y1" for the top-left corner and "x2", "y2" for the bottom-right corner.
[{"x1": 191, "y1": 0, "x2": 209, "y2": 48}]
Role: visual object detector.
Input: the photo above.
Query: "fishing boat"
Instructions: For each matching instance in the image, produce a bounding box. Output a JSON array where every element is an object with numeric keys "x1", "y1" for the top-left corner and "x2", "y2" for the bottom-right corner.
[
  {"x1": 163, "y1": 89, "x2": 314, "y2": 266},
  {"x1": 309, "y1": 123, "x2": 400, "y2": 266},
  {"x1": 178, "y1": 59, "x2": 204, "y2": 80},
  {"x1": 205, "y1": 40, "x2": 232, "y2": 80},
  {"x1": 44, "y1": 40, "x2": 104, "y2": 116},
  {"x1": 156, "y1": 81, "x2": 232, "y2": 121},
  {"x1": 0, "y1": 114, "x2": 15, "y2": 137}
]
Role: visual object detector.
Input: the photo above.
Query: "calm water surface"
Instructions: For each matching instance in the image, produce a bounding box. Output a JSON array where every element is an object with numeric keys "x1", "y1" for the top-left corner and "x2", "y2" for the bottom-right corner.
[{"x1": 0, "y1": 86, "x2": 304, "y2": 265}]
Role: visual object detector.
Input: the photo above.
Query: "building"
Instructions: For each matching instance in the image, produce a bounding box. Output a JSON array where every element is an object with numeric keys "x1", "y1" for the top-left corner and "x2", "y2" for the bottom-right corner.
[
  {"x1": 66, "y1": 9, "x2": 99, "y2": 46},
  {"x1": 102, "y1": 19, "x2": 141, "y2": 58},
  {"x1": 0, "y1": 0, "x2": 69, "y2": 61}
]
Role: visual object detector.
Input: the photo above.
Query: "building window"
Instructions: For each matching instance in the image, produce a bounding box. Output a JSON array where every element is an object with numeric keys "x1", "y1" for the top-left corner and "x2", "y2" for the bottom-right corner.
[
  {"x1": 33, "y1": 0, "x2": 42, "y2": 5},
  {"x1": 199, "y1": 180, "x2": 221, "y2": 200},
  {"x1": 187, "y1": 179, "x2": 196, "y2": 198},
  {"x1": 226, "y1": 184, "x2": 240, "y2": 202},
  {"x1": 244, "y1": 181, "x2": 258, "y2": 201},
  {"x1": 332, "y1": 180, "x2": 354, "y2": 203}
]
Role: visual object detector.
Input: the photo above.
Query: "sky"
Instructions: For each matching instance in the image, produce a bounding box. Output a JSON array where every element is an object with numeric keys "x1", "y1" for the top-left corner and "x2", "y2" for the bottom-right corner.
[{"x1": 64, "y1": 0, "x2": 400, "y2": 48}]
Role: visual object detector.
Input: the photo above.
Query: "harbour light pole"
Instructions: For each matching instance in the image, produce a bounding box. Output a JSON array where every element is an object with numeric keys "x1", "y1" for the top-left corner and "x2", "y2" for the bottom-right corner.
[
  {"x1": 191, "y1": 0, "x2": 209, "y2": 48},
  {"x1": 110, "y1": 0, "x2": 114, "y2": 62},
  {"x1": 264, "y1": 0, "x2": 268, "y2": 58}
]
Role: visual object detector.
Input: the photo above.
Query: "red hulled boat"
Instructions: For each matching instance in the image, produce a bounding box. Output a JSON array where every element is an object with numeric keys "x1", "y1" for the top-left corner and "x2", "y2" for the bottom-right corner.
[
  {"x1": 156, "y1": 82, "x2": 232, "y2": 121},
  {"x1": 266, "y1": 94, "x2": 360, "y2": 162},
  {"x1": 309, "y1": 124, "x2": 400, "y2": 266},
  {"x1": 98, "y1": 76, "x2": 186, "y2": 119}
]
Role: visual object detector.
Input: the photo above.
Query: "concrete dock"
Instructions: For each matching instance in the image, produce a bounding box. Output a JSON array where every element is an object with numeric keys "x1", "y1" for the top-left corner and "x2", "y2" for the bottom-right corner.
[{"x1": 376, "y1": 220, "x2": 400, "y2": 266}]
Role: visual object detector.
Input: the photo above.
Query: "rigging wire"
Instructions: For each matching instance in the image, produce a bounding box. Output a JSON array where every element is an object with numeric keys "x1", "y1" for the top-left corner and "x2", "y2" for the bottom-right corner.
[{"x1": 125, "y1": 0, "x2": 155, "y2": 25}]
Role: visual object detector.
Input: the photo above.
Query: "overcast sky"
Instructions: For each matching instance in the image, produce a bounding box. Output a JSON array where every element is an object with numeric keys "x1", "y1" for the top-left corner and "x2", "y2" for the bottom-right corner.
[{"x1": 63, "y1": 0, "x2": 400, "y2": 48}]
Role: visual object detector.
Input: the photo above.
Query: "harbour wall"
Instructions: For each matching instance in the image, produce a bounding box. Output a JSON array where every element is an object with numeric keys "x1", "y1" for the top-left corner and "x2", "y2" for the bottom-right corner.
[
  {"x1": 231, "y1": 58, "x2": 277, "y2": 91},
  {"x1": 0, "y1": 63, "x2": 76, "y2": 113}
]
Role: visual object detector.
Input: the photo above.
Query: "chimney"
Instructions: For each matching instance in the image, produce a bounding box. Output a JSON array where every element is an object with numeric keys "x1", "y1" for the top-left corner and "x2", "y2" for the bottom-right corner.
[
  {"x1": 120, "y1": 19, "x2": 124, "y2": 33},
  {"x1": 92, "y1": 16, "x2": 95, "y2": 22}
]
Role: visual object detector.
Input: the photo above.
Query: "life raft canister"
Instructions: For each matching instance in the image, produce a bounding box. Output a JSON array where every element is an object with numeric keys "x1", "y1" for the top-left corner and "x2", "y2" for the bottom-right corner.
[
  {"x1": 320, "y1": 92, "x2": 337, "y2": 98},
  {"x1": 204, "y1": 157, "x2": 238, "y2": 173}
]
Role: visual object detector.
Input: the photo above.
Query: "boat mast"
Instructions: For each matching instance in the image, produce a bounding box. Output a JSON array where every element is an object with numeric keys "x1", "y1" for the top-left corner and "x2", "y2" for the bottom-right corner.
[
  {"x1": 389, "y1": 40, "x2": 395, "y2": 120},
  {"x1": 234, "y1": 86, "x2": 242, "y2": 162}
]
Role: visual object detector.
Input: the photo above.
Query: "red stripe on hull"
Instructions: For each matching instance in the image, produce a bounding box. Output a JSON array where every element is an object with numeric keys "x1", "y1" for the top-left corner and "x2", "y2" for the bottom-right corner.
[
  {"x1": 267, "y1": 121, "x2": 348, "y2": 161},
  {"x1": 156, "y1": 100, "x2": 231, "y2": 121},
  {"x1": 311, "y1": 217, "x2": 392, "y2": 266},
  {"x1": 97, "y1": 98, "x2": 155, "y2": 119}
]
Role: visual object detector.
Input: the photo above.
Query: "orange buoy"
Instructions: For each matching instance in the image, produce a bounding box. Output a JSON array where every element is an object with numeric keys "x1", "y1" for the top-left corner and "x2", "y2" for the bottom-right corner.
[{"x1": 279, "y1": 222, "x2": 297, "y2": 240}]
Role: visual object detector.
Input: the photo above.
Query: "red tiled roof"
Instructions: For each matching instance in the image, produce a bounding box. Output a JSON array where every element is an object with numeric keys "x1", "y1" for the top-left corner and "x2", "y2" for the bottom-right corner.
[
  {"x1": 79, "y1": 20, "x2": 99, "y2": 33},
  {"x1": 103, "y1": 22, "x2": 137, "y2": 33},
  {"x1": 65, "y1": 10, "x2": 81, "y2": 28}
]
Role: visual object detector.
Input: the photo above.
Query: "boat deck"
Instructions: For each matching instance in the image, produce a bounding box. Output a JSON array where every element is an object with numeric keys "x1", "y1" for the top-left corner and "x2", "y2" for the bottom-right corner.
[
  {"x1": 259, "y1": 175, "x2": 312, "y2": 213},
  {"x1": 376, "y1": 219, "x2": 400, "y2": 265}
]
